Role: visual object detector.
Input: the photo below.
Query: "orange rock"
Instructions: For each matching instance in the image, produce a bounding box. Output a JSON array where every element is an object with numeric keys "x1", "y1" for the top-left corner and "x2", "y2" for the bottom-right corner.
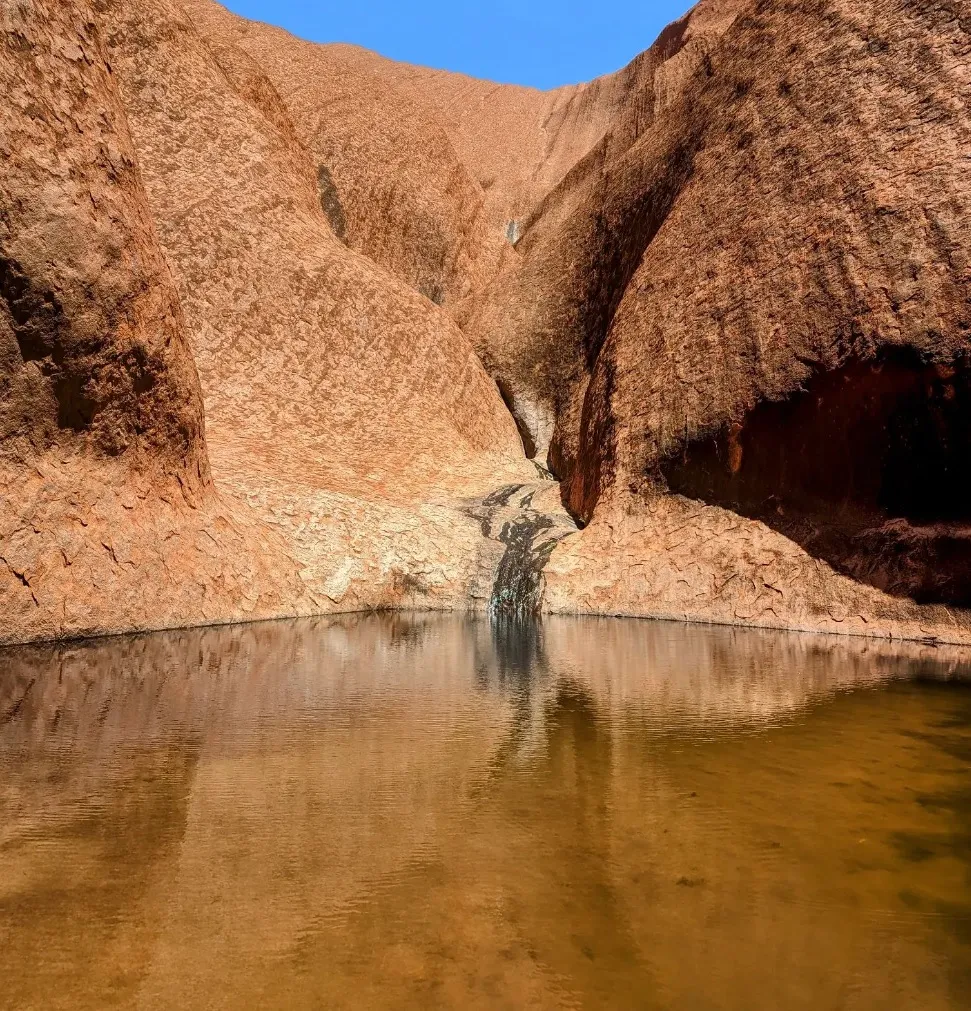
[
  {"x1": 0, "y1": 0, "x2": 313, "y2": 643},
  {"x1": 3, "y1": 0, "x2": 971, "y2": 646}
]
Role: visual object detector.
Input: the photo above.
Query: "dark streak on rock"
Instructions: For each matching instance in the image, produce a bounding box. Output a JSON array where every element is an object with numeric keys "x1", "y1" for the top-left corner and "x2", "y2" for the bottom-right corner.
[
  {"x1": 465, "y1": 480, "x2": 576, "y2": 616},
  {"x1": 482, "y1": 484, "x2": 527, "y2": 509},
  {"x1": 317, "y1": 165, "x2": 347, "y2": 242},
  {"x1": 490, "y1": 511, "x2": 563, "y2": 618}
]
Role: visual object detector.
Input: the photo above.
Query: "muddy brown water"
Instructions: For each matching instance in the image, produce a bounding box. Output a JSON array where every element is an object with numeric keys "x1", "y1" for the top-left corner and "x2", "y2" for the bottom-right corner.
[{"x1": 1, "y1": 614, "x2": 969, "y2": 1010}]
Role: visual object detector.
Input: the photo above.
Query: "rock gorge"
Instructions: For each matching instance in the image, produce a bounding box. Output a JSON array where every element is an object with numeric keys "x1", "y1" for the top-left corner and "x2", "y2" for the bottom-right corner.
[{"x1": 1, "y1": 0, "x2": 970, "y2": 646}]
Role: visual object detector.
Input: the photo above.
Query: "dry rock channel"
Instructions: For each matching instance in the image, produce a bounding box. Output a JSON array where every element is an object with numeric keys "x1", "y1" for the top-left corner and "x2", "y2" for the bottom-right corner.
[{"x1": 2, "y1": 0, "x2": 971, "y2": 647}]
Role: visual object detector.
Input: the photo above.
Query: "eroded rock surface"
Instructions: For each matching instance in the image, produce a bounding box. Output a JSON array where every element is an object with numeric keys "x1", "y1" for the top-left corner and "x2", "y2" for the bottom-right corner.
[
  {"x1": 2, "y1": 0, "x2": 971, "y2": 646},
  {"x1": 0, "y1": 0, "x2": 313, "y2": 643},
  {"x1": 469, "y1": 0, "x2": 971, "y2": 643}
]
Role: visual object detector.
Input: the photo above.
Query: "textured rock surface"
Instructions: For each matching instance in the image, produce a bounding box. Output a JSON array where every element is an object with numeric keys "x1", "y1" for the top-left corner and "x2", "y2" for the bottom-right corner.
[
  {"x1": 468, "y1": 0, "x2": 971, "y2": 644},
  {"x1": 96, "y1": 0, "x2": 539, "y2": 623},
  {"x1": 463, "y1": 0, "x2": 747, "y2": 462},
  {"x1": 2, "y1": 0, "x2": 971, "y2": 647},
  {"x1": 0, "y1": 0, "x2": 313, "y2": 643}
]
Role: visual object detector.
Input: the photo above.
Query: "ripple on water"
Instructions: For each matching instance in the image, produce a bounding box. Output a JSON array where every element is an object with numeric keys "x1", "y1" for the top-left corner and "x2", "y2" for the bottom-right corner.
[{"x1": 0, "y1": 613, "x2": 969, "y2": 1010}]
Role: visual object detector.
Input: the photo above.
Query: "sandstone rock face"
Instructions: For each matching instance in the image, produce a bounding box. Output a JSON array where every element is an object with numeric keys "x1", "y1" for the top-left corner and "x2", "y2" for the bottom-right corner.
[
  {"x1": 0, "y1": 0, "x2": 313, "y2": 643},
  {"x1": 2, "y1": 0, "x2": 970, "y2": 647},
  {"x1": 93, "y1": 0, "x2": 557, "y2": 624},
  {"x1": 178, "y1": 0, "x2": 505, "y2": 311},
  {"x1": 469, "y1": 0, "x2": 971, "y2": 644},
  {"x1": 463, "y1": 0, "x2": 748, "y2": 463}
]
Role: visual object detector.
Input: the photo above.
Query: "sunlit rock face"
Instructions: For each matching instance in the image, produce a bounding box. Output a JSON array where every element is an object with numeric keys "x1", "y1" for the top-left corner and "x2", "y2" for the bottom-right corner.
[
  {"x1": 2, "y1": 0, "x2": 971, "y2": 645},
  {"x1": 0, "y1": 0, "x2": 315, "y2": 644}
]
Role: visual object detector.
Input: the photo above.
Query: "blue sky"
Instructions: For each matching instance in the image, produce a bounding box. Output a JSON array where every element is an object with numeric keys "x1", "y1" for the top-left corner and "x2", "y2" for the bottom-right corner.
[{"x1": 219, "y1": 1, "x2": 696, "y2": 89}]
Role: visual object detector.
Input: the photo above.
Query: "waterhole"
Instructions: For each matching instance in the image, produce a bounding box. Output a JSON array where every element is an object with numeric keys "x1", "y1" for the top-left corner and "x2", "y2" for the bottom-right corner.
[{"x1": 0, "y1": 614, "x2": 969, "y2": 1009}]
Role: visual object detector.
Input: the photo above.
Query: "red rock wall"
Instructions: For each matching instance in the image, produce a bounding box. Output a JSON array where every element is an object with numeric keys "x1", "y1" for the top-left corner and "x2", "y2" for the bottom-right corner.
[
  {"x1": 0, "y1": 0, "x2": 311, "y2": 642},
  {"x1": 4, "y1": 0, "x2": 971, "y2": 647}
]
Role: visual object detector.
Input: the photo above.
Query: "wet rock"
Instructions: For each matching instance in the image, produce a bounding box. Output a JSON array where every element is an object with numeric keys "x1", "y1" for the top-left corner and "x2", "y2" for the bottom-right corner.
[{"x1": 463, "y1": 481, "x2": 577, "y2": 617}]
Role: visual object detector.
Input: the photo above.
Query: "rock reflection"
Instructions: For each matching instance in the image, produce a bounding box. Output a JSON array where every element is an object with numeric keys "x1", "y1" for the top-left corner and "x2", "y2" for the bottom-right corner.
[
  {"x1": 1, "y1": 614, "x2": 965, "y2": 750},
  {"x1": 0, "y1": 615, "x2": 968, "y2": 1010}
]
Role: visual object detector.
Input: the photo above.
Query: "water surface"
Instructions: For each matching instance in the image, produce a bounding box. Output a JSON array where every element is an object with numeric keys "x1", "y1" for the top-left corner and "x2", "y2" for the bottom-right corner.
[{"x1": 1, "y1": 614, "x2": 969, "y2": 1009}]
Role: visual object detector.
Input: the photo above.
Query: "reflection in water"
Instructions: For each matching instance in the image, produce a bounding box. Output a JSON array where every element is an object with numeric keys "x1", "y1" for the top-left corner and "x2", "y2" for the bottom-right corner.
[{"x1": 0, "y1": 614, "x2": 969, "y2": 1010}]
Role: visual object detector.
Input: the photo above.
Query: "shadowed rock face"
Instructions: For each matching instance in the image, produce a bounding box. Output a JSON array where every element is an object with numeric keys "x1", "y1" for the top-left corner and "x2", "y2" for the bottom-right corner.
[
  {"x1": 0, "y1": 0, "x2": 206, "y2": 471},
  {"x1": 474, "y1": 0, "x2": 971, "y2": 642},
  {"x1": 663, "y1": 349, "x2": 971, "y2": 606},
  {"x1": 2, "y1": 0, "x2": 971, "y2": 646}
]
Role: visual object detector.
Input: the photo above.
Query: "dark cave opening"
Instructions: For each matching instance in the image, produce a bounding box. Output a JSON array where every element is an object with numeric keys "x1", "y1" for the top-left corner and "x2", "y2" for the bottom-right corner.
[{"x1": 662, "y1": 348, "x2": 971, "y2": 607}]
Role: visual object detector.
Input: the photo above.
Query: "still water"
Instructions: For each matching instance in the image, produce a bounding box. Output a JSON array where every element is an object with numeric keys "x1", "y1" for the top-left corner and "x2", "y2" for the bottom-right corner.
[{"x1": 0, "y1": 614, "x2": 969, "y2": 1010}]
